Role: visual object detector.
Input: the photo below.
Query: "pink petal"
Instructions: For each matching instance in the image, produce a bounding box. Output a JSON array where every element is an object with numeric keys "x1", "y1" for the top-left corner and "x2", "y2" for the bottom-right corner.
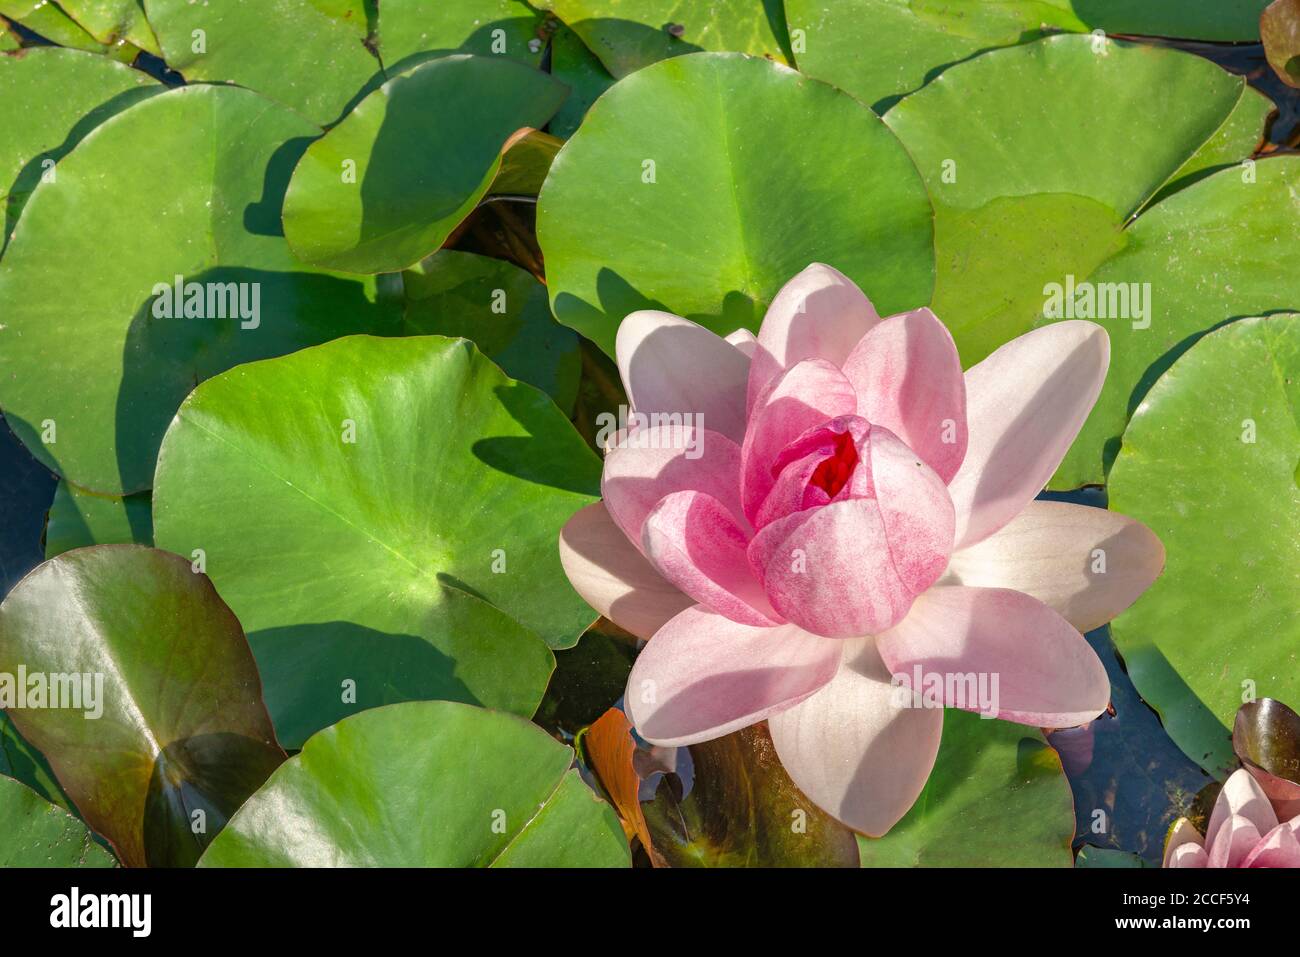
[
  {"x1": 558, "y1": 503, "x2": 693, "y2": 640},
  {"x1": 724, "y1": 328, "x2": 758, "y2": 357},
  {"x1": 642, "y1": 491, "x2": 782, "y2": 627},
  {"x1": 740, "y1": 359, "x2": 856, "y2": 524},
  {"x1": 1207, "y1": 815, "x2": 1263, "y2": 868},
  {"x1": 1167, "y1": 843, "x2": 1209, "y2": 868},
  {"x1": 748, "y1": 499, "x2": 913, "y2": 638},
  {"x1": 616, "y1": 310, "x2": 751, "y2": 443},
  {"x1": 1242, "y1": 819, "x2": 1300, "y2": 868},
  {"x1": 1161, "y1": 817, "x2": 1205, "y2": 868},
  {"x1": 747, "y1": 263, "x2": 880, "y2": 416},
  {"x1": 947, "y1": 321, "x2": 1109, "y2": 549},
  {"x1": 841, "y1": 308, "x2": 968, "y2": 483},
  {"x1": 942, "y1": 500, "x2": 1165, "y2": 633},
  {"x1": 1206, "y1": 769, "x2": 1278, "y2": 850},
  {"x1": 623, "y1": 605, "x2": 839, "y2": 746},
  {"x1": 601, "y1": 424, "x2": 745, "y2": 549},
  {"x1": 876, "y1": 586, "x2": 1110, "y2": 727},
  {"x1": 753, "y1": 414, "x2": 870, "y2": 529},
  {"x1": 769, "y1": 638, "x2": 942, "y2": 837},
  {"x1": 868, "y1": 425, "x2": 955, "y2": 595}
]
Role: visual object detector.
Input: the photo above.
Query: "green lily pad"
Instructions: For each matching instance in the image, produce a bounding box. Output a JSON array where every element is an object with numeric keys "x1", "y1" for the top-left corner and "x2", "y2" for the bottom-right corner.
[
  {"x1": 58, "y1": 0, "x2": 160, "y2": 55},
  {"x1": 282, "y1": 54, "x2": 566, "y2": 274},
  {"x1": 44, "y1": 480, "x2": 152, "y2": 559},
  {"x1": 882, "y1": 35, "x2": 1289, "y2": 488},
  {"x1": 0, "y1": 545, "x2": 286, "y2": 867},
  {"x1": 376, "y1": 0, "x2": 547, "y2": 72},
  {"x1": 490, "y1": 129, "x2": 564, "y2": 197},
  {"x1": 1109, "y1": 315, "x2": 1300, "y2": 773},
  {"x1": 0, "y1": 0, "x2": 139, "y2": 59},
  {"x1": 549, "y1": 23, "x2": 614, "y2": 138},
  {"x1": 399, "y1": 250, "x2": 579, "y2": 412},
  {"x1": 538, "y1": 52, "x2": 935, "y2": 356},
  {"x1": 144, "y1": 0, "x2": 380, "y2": 125},
  {"x1": 0, "y1": 84, "x2": 397, "y2": 495},
  {"x1": 199, "y1": 701, "x2": 630, "y2": 866},
  {"x1": 542, "y1": 0, "x2": 791, "y2": 78},
  {"x1": 152, "y1": 335, "x2": 598, "y2": 748},
  {"x1": 643, "y1": 722, "x2": 861, "y2": 867},
  {"x1": 0, "y1": 47, "x2": 159, "y2": 246},
  {"x1": 0, "y1": 775, "x2": 116, "y2": 867},
  {"x1": 859, "y1": 709, "x2": 1076, "y2": 866},
  {"x1": 788, "y1": 0, "x2": 1272, "y2": 111},
  {"x1": 533, "y1": 623, "x2": 636, "y2": 738}
]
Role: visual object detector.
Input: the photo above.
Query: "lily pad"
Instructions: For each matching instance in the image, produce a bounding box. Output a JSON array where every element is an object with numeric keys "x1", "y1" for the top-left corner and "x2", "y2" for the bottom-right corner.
[
  {"x1": 152, "y1": 335, "x2": 598, "y2": 748},
  {"x1": 0, "y1": 0, "x2": 139, "y2": 59},
  {"x1": 490, "y1": 129, "x2": 564, "y2": 197},
  {"x1": 542, "y1": 0, "x2": 791, "y2": 78},
  {"x1": 883, "y1": 34, "x2": 1290, "y2": 488},
  {"x1": 538, "y1": 52, "x2": 935, "y2": 356},
  {"x1": 399, "y1": 250, "x2": 579, "y2": 412},
  {"x1": 376, "y1": 0, "x2": 547, "y2": 72},
  {"x1": 0, "y1": 545, "x2": 286, "y2": 867},
  {"x1": 788, "y1": 0, "x2": 1272, "y2": 111},
  {"x1": 282, "y1": 54, "x2": 566, "y2": 274},
  {"x1": 44, "y1": 480, "x2": 152, "y2": 559},
  {"x1": 58, "y1": 0, "x2": 160, "y2": 55},
  {"x1": 144, "y1": 0, "x2": 380, "y2": 125},
  {"x1": 0, "y1": 84, "x2": 397, "y2": 495},
  {"x1": 198, "y1": 701, "x2": 631, "y2": 867},
  {"x1": 1109, "y1": 315, "x2": 1300, "y2": 773},
  {"x1": 1, "y1": 710, "x2": 70, "y2": 811},
  {"x1": 0, "y1": 775, "x2": 116, "y2": 867},
  {"x1": 0, "y1": 46, "x2": 160, "y2": 246},
  {"x1": 643, "y1": 723, "x2": 861, "y2": 867},
  {"x1": 858, "y1": 709, "x2": 1076, "y2": 867}
]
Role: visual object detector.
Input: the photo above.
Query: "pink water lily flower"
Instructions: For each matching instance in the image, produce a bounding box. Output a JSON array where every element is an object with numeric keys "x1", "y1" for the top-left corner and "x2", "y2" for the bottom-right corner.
[
  {"x1": 1164, "y1": 769, "x2": 1300, "y2": 868},
  {"x1": 559, "y1": 263, "x2": 1165, "y2": 836}
]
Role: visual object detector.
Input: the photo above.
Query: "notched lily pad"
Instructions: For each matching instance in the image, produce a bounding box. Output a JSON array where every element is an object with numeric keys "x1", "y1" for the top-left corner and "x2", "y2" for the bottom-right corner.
[
  {"x1": 152, "y1": 335, "x2": 599, "y2": 748},
  {"x1": 0, "y1": 545, "x2": 286, "y2": 867},
  {"x1": 199, "y1": 701, "x2": 631, "y2": 867},
  {"x1": 0, "y1": 775, "x2": 116, "y2": 868},
  {"x1": 1110, "y1": 315, "x2": 1300, "y2": 773},
  {"x1": 0, "y1": 83, "x2": 397, "y2": 495},
  {"x1": 44, "y1": 480, "x2": 152, "y2": 558},
  {"x1": 538, "y1": 52, "x2": 935, "y2": 356},
  {"x1": 282, "y1": 54, "x2": 567, "y2": 274}
]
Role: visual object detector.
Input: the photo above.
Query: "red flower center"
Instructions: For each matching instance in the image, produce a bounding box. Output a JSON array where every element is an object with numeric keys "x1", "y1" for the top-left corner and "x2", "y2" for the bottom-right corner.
[{"x1": 808, "y1": 430, "x2": 859, "y2": 499}]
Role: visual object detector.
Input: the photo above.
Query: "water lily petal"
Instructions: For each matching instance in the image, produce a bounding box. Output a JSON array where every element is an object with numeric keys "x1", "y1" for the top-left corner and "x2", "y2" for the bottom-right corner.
[
  {"x1": 948, "y1": 321, "x2": 1109, "y2": 548},
  {"x1": 842, "y1": 308, "x2": 968, "y2": 483},
  {"x1": 601, "y1": 425, "x2": 745, "y2": 548},
  {"x1": 741, "y1": 358, "x2": 856, "y2": 524},
  {"x1": 747, "y1": 263, "x2": 880, "y2": 415},
  {"x1": 1207, "y1": 815, "x2": 1263, "y2": 868},
  {"x1": 869, "y1": 425, "x2": 955, "y2": 595},
  {"x1": 942, "y1": 500, "x2": 1165, "y2": 633},
  {"x1": 1206, "y1": 769, "x2": 1278, "y2": 851},
  {"x1": 558, "y1": 503, "x2": 693, "y2": 640},
  {"x1": 748, "y1": 499, "x2": 913, "y2": 638},
  {"x1": 769, "y1": 637, "x2": 943, "y2": 837},
  {"x1": 1242, "y1": 820, "x2": 1300, "y2": 868},
  {"x1": 642, "y1": 491, "x2": 782, "y2": 627},
  {"x1": 1167, "y1": 842, "x2": 1209, "y2": 868},
  {"x1": 624, "y1": 605, "x2": 839, "y2": 746},
  {"x1": 616, "y1": 310, "x2": 751, "y2": 442},
  {"x1": 725, "y1": 327, "x2": 758, "y2": 357},
  {"x1": 1161, "y1": 817, "x2": 1205, "y2": 868},
  {"x1": 876, "y1": 585, "x2": 1110, "y2": 727}
]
